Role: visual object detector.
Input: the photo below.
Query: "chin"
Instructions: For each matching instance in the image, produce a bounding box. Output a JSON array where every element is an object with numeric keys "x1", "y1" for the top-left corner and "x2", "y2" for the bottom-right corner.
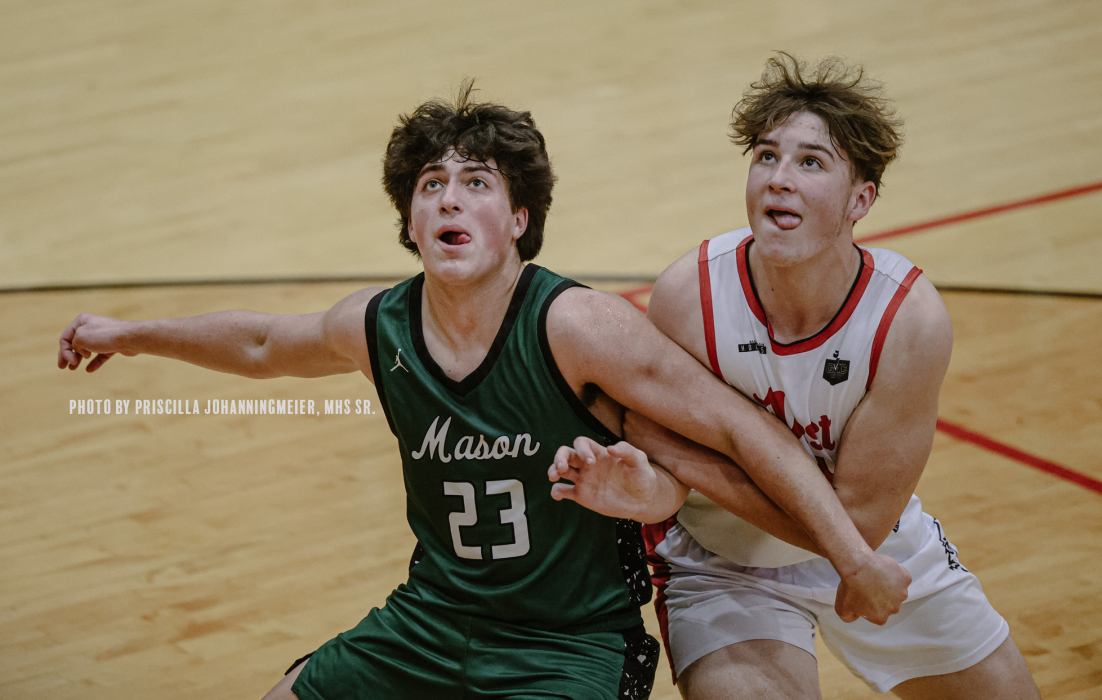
[
  {"x1": 752, "y1": 226, "x2": 816, "y2": 268},
  {"x1": 428, "y1": 252, "x2": 498, "y2": 284},
  {"x1": 423, "y1": 250, "x2": 467, "y2": 273}
]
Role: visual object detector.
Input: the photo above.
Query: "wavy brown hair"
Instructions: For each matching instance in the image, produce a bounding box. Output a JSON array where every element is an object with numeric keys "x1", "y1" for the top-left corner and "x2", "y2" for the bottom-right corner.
[
  {"x1": 730, "y1": 53, "x2": 903, "y2": 198},
  {"x1": 382, "y1": 81, "x2": 555, "y2": 261}
]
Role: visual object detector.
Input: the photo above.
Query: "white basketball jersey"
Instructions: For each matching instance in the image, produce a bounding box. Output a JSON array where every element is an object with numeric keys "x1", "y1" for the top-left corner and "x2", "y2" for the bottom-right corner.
[{"x1": 678, "y1": 228, "x2": 923, "y2": 568}]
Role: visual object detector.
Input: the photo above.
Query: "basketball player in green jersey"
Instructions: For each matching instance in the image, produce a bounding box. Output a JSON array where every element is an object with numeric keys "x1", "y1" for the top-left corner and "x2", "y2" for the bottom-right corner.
[{"x1": 57, "y1": 86, "x2": 910, "y2": 699}]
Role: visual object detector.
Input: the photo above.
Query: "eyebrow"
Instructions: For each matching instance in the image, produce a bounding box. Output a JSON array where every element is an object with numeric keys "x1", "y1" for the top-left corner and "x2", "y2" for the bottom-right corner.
[
  {"x1": 418, "y1": 163, "x2": 497, "y2": 178},
  {"x1": 756, "y1": 138, "x2": 837, "y2": 161}
]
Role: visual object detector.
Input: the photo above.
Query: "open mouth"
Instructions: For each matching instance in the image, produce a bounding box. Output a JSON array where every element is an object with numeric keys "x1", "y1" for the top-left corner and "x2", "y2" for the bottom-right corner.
[
  {"x1": 765, "y1": 207, "x2": 802, "y2": 230},
  {"x1": 438, "y1": 229, "x2": 472, "y2": 246}
]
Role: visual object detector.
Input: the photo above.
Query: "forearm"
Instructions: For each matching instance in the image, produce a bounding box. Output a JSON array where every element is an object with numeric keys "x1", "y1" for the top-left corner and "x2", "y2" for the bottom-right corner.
[
  {"x1": 719, "y1": 408, "x2": 873, "y2": 575},
  {"x1": 126, "y1": 311, "x2": 285, "y2": 378},
  {"x1": 701, "y1": 458, "x2": 893, "y2": 554},
  {"x1": 627, "y1": 412, "x2": 824, "y2": 553},
  {"x1": 668, "y1": 456, "x2": 824, "y2": 555}
]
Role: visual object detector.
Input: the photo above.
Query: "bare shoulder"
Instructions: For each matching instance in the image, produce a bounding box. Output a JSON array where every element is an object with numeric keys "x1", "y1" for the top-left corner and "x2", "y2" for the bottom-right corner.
[
  {"x1": 544, "y1": 286, "x2": 648, "y2": 350},
  {"x1": 327, "y1": 285, "x2": 389, "y2": 318},
  {"x1": 545, "y1": 284, "x2": 680, "y2": 387},
  {"x1": 648, "y1": 245, "x2": 707, "y2": 363},
  {"x1": 322, "y1": 285, "x2": 390, "y2": 382}
]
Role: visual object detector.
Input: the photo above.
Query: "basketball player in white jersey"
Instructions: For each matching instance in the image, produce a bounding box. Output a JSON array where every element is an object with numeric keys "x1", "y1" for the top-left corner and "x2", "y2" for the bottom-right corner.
[{"x1": 550, "y1": 55, "x2": 1040, "y2": 698}]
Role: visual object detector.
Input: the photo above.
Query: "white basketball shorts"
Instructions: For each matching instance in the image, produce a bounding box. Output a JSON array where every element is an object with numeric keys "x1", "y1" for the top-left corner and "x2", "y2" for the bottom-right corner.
[{"x1": 652, "y1": 511, "x2": 1010, "y2": 693}]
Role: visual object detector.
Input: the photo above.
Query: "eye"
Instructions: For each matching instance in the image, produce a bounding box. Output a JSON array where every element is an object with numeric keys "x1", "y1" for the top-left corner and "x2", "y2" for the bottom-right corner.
[
  {"x1": 423, "y1": 178, "x2": 443, "y2": 191},
  {"x1": 469, "y1": 177, "x2": 486, "y2": 188},
  {"x1": 758, "y1": 151, "x2": 776, "y2": 163},
  {"x1": 802, "y1": 156, "x2": 821, "y2": 168}
]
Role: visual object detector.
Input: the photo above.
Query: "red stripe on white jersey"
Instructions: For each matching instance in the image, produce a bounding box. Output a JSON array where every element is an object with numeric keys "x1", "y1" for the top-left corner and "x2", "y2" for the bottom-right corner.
[
  {"x1": 698, "y1": 240, "x2": 725, "y2": 381},
  {"x1": 735, "y1": 235, "x2": 768, "y2": 327},
  {"x1": 867, "y1": 266, "x2": 923, "y2": 389}
]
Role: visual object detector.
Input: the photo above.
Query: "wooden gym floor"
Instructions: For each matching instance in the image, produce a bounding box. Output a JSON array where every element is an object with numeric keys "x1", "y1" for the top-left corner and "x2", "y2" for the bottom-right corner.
[{"x1": 1, "y1": 1, "x2": 1100, "y2": 698}]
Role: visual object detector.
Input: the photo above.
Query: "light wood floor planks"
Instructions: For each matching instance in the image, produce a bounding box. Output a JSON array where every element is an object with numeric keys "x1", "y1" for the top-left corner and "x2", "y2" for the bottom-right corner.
[{"x1": 2, "y1": 0, "x2": 1100, "y2": 698}]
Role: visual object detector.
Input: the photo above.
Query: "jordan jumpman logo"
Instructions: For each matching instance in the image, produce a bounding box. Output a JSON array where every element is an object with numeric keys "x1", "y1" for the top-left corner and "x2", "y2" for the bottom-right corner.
[{"x1": 391, "y1": 348, "x2": 409, "y2": 372}]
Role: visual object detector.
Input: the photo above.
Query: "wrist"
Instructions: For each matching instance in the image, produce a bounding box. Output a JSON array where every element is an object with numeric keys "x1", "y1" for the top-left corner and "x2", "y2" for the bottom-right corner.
[
  {"x1": 120, "y1": 319, "x2": 148, "y2": 356},
  {"x1": 832, "y1": 542, "x2": 876, "y2": 579}
]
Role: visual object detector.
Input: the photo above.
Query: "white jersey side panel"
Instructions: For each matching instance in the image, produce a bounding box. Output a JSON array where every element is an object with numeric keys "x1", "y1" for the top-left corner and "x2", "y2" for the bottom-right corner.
[{"x1": 677, "y1": 228, "x2": 922, "y2": 568}]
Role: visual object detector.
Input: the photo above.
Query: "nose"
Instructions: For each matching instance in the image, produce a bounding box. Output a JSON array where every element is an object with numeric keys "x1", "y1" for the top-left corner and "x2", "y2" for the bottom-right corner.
[
  {"x1": 767, "y1": 157, "x2": 795, "y2": 193},
  {"x1": 439, "y1": 179, "x2": 463, "y2": 213}
]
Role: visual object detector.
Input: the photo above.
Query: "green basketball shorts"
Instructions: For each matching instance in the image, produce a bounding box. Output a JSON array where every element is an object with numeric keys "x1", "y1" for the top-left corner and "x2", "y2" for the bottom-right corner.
[{"x1": 290, "y1": 585, "x2": 659, "y2": 699}]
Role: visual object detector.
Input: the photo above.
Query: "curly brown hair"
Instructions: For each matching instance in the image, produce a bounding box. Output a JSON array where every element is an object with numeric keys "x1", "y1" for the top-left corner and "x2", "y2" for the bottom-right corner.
[
  {"x1": 730, "y1": 53, "x2": 903, "y2": 198},
  {"x1": 382, "y1": 81, "x2": 556, "y2": 261}
]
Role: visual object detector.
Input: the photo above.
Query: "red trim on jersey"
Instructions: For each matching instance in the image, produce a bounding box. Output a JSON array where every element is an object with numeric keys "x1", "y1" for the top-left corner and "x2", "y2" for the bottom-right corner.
[
  {"x1": 768, "y1": 247, "x2": 875, "y2": 356},
  {"x1": 735, "y1": 235, "x2": 768, "y2": 327},
  {"x1": 737, "y1": 240, "x2": 877, "y2": 356},
  {"x1": 698, "y1": 240, "x2": 725, "y2": 381},
  {"x1": 867, "y1": 266, "x2": 923, "y2": 389},
  {"x1": 642, "y1": 516, "x2": 680, "y2": 684}
]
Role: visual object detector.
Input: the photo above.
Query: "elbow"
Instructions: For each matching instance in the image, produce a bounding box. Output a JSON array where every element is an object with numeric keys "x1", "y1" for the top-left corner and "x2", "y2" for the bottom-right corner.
[
  {"x1": 240, "y1": 345, "x2": 273, "y2": 379},
  {"x1": 861, "y1": 526, "x2": 891, "y2": 552},
  {"x1": 242, "y1": 322, "x2": 282, "y2": 378},
  {"x1": 842, "y1": 487, "x2": 916, "y2": 552},
  {"x1": 852, "y1": 515, "x2": 897, "y2": 552}
]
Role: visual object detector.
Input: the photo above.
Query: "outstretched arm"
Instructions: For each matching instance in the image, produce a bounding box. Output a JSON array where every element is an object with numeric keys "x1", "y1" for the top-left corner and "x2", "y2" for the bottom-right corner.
[
  {"x1": 545, "y1": 282, "x2": 910, "y2": 624},
  {"x1": 57, "y1": 286, "x2": 384, "y2": 381}
]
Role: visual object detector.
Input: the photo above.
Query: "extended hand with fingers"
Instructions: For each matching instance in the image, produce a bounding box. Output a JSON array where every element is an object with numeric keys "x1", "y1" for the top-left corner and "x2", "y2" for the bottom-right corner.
[
  {"x1": 57, "y1": 313, "x2": 135, "y2": 372},
  {"x1": 547, "y1": 437, "x2": 659, "y2": 521}
]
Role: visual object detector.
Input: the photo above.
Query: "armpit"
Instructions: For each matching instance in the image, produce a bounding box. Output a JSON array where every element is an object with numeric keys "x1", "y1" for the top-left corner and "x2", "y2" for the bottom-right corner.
[{"x1": 581, "y1": 382, "x2": 625, "y2": 438}]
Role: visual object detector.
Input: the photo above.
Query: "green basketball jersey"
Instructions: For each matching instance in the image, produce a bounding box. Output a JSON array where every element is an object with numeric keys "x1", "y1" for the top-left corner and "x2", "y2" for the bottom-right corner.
[{"x1": 365, "y1": 265, "x2": 650, "y2": 635}]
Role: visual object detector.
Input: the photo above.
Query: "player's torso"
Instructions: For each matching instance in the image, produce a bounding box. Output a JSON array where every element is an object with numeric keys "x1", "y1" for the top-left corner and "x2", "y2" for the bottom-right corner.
[
  {"x1": 369, "y1": 265, "x2": 648, "y2": 633},
  {"x1": 680, "y1": 228, "x2": 922, "y2": 568}
]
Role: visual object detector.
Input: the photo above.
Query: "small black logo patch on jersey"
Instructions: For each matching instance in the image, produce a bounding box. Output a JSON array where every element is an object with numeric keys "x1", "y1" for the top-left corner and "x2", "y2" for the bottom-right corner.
[
  {"x1": 823, "y1": 357, "x2": 850, "y2": 385},
  {"x1": 738, "y1": 341, "x2": 768, "y2": 355}
]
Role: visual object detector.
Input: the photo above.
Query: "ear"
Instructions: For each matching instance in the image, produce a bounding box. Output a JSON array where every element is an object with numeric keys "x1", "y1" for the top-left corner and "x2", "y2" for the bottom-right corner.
[
  {"x1": 848, "y1": 181, "x2": 876, "y2": 223},
  {"x1": 511, "y1": 207, "x2": 529, "y2": 242},
  {"x1": 405, "y1": 219, "x2": 426, "y2": 252}
]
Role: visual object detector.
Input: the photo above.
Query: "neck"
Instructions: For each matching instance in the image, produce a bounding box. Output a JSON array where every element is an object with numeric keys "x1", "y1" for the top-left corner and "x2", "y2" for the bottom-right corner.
[
  {"x1": 420, "y1": 257, "x2": 525, "y2": 375},
  {"x1": 749, "y1": 235, "x2": 861, "y2": 344}
]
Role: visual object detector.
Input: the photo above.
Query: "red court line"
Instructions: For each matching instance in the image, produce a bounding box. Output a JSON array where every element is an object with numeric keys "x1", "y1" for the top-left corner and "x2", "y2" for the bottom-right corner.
[
  {"x1": 618, "y1": 285, "x2": 653, "y2": 313},
  {"x1": 855, "y1": 180, "x2": 1102, "y2": 244},
  {"x1": 935, "y1": 419, "x2": 1102, "y2": 495}
]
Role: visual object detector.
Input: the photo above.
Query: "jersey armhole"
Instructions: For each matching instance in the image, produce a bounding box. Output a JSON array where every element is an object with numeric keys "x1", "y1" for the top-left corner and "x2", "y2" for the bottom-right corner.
[
  {"x1": 866, "y1": 267, "x2": 923, "y2": 390},
  {"x1": 536, "y1": 280, "x2": 622, "y2": 443},
  {"x1": 364, "y1": 289, "x2": 399, "y2": 437}
]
